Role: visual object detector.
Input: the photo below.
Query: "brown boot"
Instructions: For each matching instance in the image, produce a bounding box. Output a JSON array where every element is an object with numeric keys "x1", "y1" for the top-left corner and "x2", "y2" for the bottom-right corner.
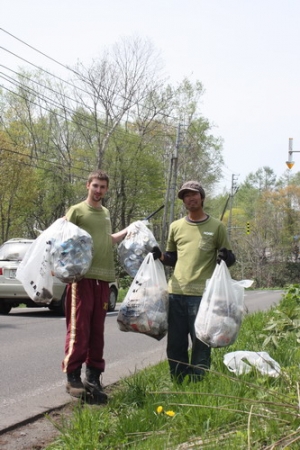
[
  {"x1": 66, "y1": 368, "x2": 85, "y2": 398},
  {"x1": 83, "y1": 366, "x2": 108, "y2": 404}
]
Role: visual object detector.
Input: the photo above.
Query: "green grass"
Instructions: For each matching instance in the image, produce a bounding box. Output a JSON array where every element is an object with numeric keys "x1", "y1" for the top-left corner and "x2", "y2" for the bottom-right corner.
[
  {"x1": 46, "y1": 285, "x2": 300, "y2": 449},
  {"x1": 117, "y1": 287, "x2": 128, "y2": 303}
]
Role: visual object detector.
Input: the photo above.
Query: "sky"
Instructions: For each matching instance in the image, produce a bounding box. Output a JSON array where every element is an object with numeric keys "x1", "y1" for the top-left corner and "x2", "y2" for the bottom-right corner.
[{"x1": 1, "y1": 0, "x2": 300, "y2": 193}]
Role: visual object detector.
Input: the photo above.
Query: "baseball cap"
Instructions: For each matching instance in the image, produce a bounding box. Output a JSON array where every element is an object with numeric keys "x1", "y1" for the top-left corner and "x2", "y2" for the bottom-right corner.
[{"x1": 178, "y1": 181, "x2": 206, "y2": 200}]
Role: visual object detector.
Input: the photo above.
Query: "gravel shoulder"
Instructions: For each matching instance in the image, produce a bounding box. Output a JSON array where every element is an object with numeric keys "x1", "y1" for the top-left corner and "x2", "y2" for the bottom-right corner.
[
  {"x1": 0, "y1": 385, "x2": 116, "y2": 450},
  {"x1": 0, "y1": 407, "x2": 68, "y2": 450}
]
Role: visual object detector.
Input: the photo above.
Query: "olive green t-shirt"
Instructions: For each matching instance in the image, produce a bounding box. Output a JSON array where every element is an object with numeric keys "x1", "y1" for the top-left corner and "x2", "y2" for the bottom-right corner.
[
  {"x1": 166, "y1": 216, "x2": 232, "y2": 296},
  {"x1": 66, "y1": 201, "x2": 115, "y2": 282}
]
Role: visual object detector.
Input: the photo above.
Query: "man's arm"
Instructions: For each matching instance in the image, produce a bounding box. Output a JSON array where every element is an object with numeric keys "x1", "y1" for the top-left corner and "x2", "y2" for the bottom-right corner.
[
  {"x1": 152, "y1": 247, "x2": 177, "y2": 267},
  {"x1": 161, "y1": 251, "x2": 177, "y2": 267},
  {"x1": 111, "y1": 228, "x2": 128, "y2": 244}
]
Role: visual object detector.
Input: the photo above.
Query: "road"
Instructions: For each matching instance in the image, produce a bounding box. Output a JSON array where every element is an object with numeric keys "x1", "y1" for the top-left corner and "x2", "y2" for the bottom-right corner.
[{"x1": 0, "y1": 289, "x2": 283, "y2": 433}]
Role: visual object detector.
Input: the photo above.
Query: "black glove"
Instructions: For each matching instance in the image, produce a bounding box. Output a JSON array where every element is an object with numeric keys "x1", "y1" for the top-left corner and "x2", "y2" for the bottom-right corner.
[
  {"x1": 151, "y1": 246, "x2": 162, "y2": 260},
  {"x1": 217, "y1": 248, "x2": 228, "y2": 264}
]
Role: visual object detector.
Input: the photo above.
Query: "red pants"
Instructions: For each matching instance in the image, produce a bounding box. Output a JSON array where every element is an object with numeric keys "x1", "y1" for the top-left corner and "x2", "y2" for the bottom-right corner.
[{"x1": 62, "y1": 278, "x2": 109, "y2": 374}]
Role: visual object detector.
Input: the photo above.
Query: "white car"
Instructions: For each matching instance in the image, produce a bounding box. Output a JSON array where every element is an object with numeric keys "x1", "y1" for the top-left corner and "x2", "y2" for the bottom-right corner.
[{"x1": 0, "y1": 238, "x2": 118, "y2": 315}]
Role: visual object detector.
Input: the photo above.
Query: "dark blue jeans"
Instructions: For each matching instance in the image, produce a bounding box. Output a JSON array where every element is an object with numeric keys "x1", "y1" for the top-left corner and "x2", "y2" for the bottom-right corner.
[{"x1": 167, "y1": 294, "x2": 211, "y2": 383}]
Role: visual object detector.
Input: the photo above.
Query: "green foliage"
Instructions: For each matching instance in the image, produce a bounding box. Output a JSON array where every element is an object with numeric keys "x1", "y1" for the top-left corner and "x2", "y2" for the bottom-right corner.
[
  {"x1": 118, "y1": 275, "x2": 132, "y2": 291},
  {"x1": 227, "y1": 169, "x2": 300, "y2": 287}
]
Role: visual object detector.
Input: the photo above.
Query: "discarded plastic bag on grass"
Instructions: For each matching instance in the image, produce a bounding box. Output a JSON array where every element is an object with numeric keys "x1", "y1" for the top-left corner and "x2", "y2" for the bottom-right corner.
[
  {"x1": 195, "y1": 260, "x2": 253, "y2": 347},
  {"x1": 223, "y1": 351, "x2": 281, "y2": 378},
  {"x1": 117, "y1": 252, "x2": 168, "y2": 340},
  {"x1": 117, "y1": 220, "x2": 158, "y2": 277},
  {"x1": 16, "y1": 218, "x2": 93, "y2": 303}
]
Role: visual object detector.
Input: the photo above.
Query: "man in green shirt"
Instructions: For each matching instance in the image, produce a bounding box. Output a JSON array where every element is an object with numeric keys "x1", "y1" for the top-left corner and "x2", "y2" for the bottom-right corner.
[
  {"x1": 152, "y1": 180, "x2": 236, "y2": 383},
  {"x1": 62, "y1": 170, "x2": 127, "y2": 403}
]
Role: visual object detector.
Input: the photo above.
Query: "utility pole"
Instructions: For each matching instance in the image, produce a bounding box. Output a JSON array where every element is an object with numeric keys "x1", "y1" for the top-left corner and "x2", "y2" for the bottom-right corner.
[
  {"x1": 161, "y1": 158, "x2": 173, "y2": 248},
  {"x1": 161, "y1": 123, "x2": 181, "y2": 248},
  {"x1": 227, "y1": 174, "x2": 239, "y2": 240},
  {"x1": 169, "y1": 123, "x2": 181, "y2": 225}
]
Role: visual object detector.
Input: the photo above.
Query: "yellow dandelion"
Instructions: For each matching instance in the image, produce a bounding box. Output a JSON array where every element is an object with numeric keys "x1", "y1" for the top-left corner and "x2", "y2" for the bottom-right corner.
[
  {"x1": 165, "y1": 410, "x2": 175, "y2": 417},
  {"x1": 156, "y1": 405, "x2": 164, "y2": 414}
]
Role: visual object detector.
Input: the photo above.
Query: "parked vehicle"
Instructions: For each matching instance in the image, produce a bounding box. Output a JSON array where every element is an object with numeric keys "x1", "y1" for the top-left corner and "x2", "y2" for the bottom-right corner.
[{"x1": 0, "y1": 238, "x2": 118, "y2": 315}]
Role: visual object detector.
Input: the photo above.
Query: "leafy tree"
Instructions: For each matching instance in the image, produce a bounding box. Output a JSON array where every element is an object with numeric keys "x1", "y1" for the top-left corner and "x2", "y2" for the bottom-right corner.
[
  {"x1": 0, "y1": 131, "x2": 35, "y2": 241},
  {"x1": 228, "y1": 169, "x2": 300, "y2": 287}
]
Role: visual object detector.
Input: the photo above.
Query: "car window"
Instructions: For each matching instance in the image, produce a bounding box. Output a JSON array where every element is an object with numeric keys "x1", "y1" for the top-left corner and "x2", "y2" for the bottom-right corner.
[{"x1": 0, "y1": 242, "x2": 32, "y2": 261}]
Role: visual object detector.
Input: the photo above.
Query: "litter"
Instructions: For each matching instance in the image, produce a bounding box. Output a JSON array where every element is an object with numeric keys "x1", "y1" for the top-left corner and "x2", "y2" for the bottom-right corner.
[{"x1": 223, "y1": 350, "x2": 281, "y2": 378}]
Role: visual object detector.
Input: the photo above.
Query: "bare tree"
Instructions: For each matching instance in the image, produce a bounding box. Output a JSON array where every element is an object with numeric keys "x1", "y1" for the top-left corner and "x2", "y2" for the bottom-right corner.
[{"x1": 71, "y1": 36, "x2": 165, "y2": 168}]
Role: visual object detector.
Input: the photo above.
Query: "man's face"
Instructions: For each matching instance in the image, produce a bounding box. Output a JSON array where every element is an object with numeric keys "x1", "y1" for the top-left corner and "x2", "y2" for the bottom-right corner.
[
  {"x1": 87, "y1": 178, "x2": 108, "y2": 204},
  {"x1": 182, "y1": 191, "x2": 202, "y2": 210}
]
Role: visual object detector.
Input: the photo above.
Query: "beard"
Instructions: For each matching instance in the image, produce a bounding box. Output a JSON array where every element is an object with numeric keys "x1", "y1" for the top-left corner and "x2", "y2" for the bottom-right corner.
[{"x1": 92, "y1": 193, "x2": 102, "y2": 203}]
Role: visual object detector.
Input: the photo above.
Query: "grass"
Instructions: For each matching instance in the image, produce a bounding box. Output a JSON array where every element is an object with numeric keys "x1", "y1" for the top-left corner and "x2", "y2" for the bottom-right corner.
[
  {"x1": 46, "y1": 285, "x2": 300, "y2": 449},
  {"x1": 117, "y1": 287, "x2": 128, "y2": 303}
]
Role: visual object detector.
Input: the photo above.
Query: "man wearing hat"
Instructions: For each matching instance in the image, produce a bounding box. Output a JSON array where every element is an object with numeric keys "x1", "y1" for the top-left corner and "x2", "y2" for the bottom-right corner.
[{"x1": 152, "y1": 180, "x2": 235, "y2": 383}]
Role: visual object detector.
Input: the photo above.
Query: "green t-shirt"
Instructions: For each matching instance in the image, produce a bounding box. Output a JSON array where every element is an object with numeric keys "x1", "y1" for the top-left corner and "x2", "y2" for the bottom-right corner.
[
  {"x1": 66, "y1": 201, "x2": 115, "y2": 282},
  {"x1": 166, "y1": 216, "x2": 232, "y2": 295}
]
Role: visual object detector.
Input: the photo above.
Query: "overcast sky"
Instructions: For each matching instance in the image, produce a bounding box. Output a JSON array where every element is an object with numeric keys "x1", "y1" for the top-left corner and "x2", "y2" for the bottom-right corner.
[{"x1": 1, "y1": 0, "x2": 300, "y2": 193}]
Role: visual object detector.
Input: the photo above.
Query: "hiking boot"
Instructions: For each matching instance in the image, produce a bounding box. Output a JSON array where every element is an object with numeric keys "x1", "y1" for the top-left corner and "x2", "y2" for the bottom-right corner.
[
  {"x1": 83, "y1": 366, "x2": 108, "y2": 404},
  {"x1": 66, "y1": 368, "x2": 85, "y2": 398}
]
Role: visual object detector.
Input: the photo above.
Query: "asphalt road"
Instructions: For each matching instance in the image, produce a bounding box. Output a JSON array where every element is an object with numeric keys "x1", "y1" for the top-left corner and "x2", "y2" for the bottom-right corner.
[{"x1": 0, "y1": 289, "x2": 284, "y2": 433}]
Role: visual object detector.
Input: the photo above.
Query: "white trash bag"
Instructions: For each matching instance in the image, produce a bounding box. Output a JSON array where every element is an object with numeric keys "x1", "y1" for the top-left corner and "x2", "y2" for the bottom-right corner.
[
  {"x1": 117, "y1": 220, "x2": 158, "y2": 277},
  {"x1": 117, "y1": 253, "x2": 168, "y2": 340},
  {"x1": 16, "y1": 218, "x2": 93, "y2": 303},
  {"x1": 16, "y1": 234, "x2": 53, "y2": 304},
  {"x1": 223, "y1": 351, "x2": 281, "y2": 378},
  {"x1": 195, "y1": 260, "x2": 253, "y2": 347}
]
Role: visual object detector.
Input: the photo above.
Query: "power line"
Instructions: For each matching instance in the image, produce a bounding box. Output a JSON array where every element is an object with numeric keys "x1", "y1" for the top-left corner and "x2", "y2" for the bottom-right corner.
[
  {"x1": 0, "y1": 64, "x2": 89, "y2": 112},
  {"x1": 0, "y1": 74, "x2": 179, "y2": 168},
  {"x1": 0, "y1": 145, "x2": 89, "y2": 177},
  {"x1": 0, "y1": 27, "x2": 75, "y2": 74},
  {"x1": 0, "y1": 72, "x2": 103, "y2": 135},
  {"x1": 0, "y1": 143, "x2": 170, "y2": 188},
  {"x1": 0, "y1": 76, "x2": 173, "y2": 141},
  {"x1": 0, "y1": 81, "x2": 103, "y2": 138},
  {"x1": 0, "y1": 28, "x2": 180, "y2": 122},
  {"x1": 0, "y1": 146, "x2": 88, "y2": 180},
  {"x1": 0, "y1": 57, "x2": 179, "y2": 145}
]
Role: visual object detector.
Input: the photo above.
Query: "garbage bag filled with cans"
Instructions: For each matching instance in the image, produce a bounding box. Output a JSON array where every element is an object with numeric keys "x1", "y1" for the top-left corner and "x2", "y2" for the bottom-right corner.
[
  {"x1": 195, "y1": 261, "x2": 253, "y2": 348},
  {"x1": 117, "y1": 253, "x2": 168, "y2": 340},
  {"x1": 117, "y1": 220, "x2": 158, "y2": 277},
  {"x1": 50, "y1": 219, "x2": 93, "y2": 283}
]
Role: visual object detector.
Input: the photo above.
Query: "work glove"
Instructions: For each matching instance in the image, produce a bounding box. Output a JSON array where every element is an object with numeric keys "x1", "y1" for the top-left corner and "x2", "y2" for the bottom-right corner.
[
  {"x1": 217, "y1": 248, "x2": 228, "y2": 264},
  {"x1": 151, "y1": 246, "x2": 162, "y2": 260}
]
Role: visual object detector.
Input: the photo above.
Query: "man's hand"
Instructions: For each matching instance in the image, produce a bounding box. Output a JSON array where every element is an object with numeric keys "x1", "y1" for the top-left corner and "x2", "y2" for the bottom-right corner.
[
  {"x1": 217, "y1": 248, "x2": 228, "y2": 264},
  {"x1": 151, "y1": 246, "x2": 162, "y2": 260}
]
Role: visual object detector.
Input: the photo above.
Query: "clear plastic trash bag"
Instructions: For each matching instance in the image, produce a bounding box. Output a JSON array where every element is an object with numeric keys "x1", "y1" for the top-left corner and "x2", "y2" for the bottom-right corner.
[
  {"x1": 195, "y1": 260, "x2": 253, "y2": 347},
  {"x1": 49, "y1": 219, "x2": 93, "y2": 283},
  {"x1": 117, "y1": 253, "x2": 168, "y2": 340},
  {"x1": 117, "y1": 220, "x2": 158, "y2": 277}
]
